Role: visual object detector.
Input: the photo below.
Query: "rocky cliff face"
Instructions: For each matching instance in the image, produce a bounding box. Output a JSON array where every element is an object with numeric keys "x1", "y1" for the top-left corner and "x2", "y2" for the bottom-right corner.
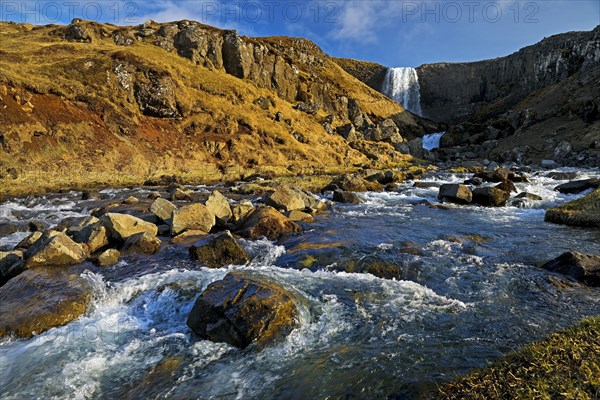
[
  {"x1": 0, "y1": 19, "x2": 432, "y2": 198},
  {"x1": 417, "y1": 26, "x2": 600, "y2": 122}
]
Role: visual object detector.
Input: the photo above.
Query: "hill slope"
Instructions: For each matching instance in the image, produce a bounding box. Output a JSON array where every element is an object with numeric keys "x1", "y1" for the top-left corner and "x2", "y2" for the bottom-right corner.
[{"x1": 0, "y1": 19, "x2": 427, "y2": 199}]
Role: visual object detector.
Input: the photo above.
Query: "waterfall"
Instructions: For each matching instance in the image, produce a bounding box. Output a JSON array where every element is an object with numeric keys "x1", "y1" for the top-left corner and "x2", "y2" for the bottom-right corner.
[
  {"x1": 422, "y1": 132, "x2": 445, "y2": 151},
  {"x1": 382, "y1": 67, "x2": 422, "y2": 116}
]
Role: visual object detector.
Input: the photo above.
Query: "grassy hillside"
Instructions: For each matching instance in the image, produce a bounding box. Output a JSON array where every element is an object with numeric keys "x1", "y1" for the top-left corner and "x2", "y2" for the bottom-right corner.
[{"x1": 0, "y1": 20, "x2": 419, "y2": 199}]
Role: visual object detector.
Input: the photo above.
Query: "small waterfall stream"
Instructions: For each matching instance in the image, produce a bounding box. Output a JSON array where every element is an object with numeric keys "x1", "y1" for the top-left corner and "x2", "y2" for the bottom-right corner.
[
  {"x1": 423, "y1": 132, "x2": 446, "y2": 151},
  {"x1": 382, "y1": 67, "x2": 423, "y2": 116}
]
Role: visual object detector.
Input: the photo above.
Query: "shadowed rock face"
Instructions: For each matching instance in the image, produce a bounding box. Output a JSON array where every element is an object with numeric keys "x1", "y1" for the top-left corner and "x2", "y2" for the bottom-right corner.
[
  {"x1": 187, "y1": 272, "x2": 299, "y2": 349},
  {"x1": 416, "y1": 27, "x2": 600, "y2": 122},
  {"x1": 542, "y1": 252, "x2": 600, "y2": 287}
]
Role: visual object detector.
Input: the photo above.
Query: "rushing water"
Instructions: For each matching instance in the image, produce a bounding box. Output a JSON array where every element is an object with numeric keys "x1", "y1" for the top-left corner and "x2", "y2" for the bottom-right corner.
[
  {"x1": 382, "y1": 67, "x2": 423, "y2": 116},
  {"x1": 422, "y1": 132, "x2": 446, "y2": 151},
  {"x1": 1, "y1": 169, "x2": 600, "y2": 399}
]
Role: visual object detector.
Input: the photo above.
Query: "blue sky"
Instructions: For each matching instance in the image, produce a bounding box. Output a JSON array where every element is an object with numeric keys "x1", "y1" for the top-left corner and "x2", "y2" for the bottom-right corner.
[{"x1": 2, "y1": 1, "x2": 599, "y2": 66}]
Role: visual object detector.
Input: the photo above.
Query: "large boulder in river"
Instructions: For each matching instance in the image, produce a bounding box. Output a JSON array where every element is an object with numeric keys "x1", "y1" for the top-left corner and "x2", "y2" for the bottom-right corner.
[
  {"x1": 438, "y1": 184, "x2": 472, "y2": 204},
  {"x1": 101, "y1": 213, "x2": 158, "y2": 243},
  {"x1": 265, "y1": 187, "x2": 305, "y2": 212},
  {"x1": 187, "y1": 272, "x2": 299, "y2": 349},
  {"x1": 545, "y1": 189, "x2": 600, "y2": 228},
  {"x1": 472, "y1": 187, "x2": 510, "y2": 207},
  {"x1": 0, "y1": 251, "x2": 25, "y2": 286},
  {"x1": 205, "y1": 191, "x2": 232, "y2": 226},
  {"x1": 171, "y1": 204, "x2": 215, "y2": 236},
  {"x1": 237, "y1": 206, "x2": 302, "y2": 240},
  {"x1": 0, "y1": 268, "x2": 92, "y2": 338},
  {"x1": 554, "y1": 178, "x2": 600, "y2": 194},
  {"x1": 189, "y1": 231, "x2": 249, "y2": 268},
  {"x1": 541, "y1": 252, "x2": 600, "y2": 287},
  {"x1": 150, "y1": 198, "x2": 177, "y2": 224},
  {"x1": 25, "y1": 233, "x2": 88, "y2": 268},
  {"x1": 122, "y1": 232, "x2": 162, "y2": 255}
]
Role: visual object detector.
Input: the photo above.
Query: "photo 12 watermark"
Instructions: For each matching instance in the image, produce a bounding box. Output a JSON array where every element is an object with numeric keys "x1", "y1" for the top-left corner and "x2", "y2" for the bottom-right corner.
[{"x1": 0, "y1": 1, "x2": 541, "y2": 26}]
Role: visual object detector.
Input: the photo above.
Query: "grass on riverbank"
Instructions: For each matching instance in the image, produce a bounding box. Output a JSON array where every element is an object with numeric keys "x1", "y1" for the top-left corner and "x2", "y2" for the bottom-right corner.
[
  {"x1": 433, "y1": 316, "x2": 600, "y2": 400},
  {"x1": 545, "y1": 189, "x2": 600, "y2": 228}
]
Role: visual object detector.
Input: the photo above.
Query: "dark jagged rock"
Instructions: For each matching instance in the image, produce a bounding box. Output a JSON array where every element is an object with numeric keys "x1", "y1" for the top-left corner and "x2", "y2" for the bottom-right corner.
[
  {"x1": 189, "y1": 231, "x2": 249, "y2": 268},
  {"x1": 472, "y1": 187, "x2": 510, "y2": 207},
  {"x1": 0, "y1": 251, "x2": 24, "y2": 286},
  {"x1": 122, "y1": 232, "x2": 162, "y2": 255},
  {"x1": 554, "y1": 179, "x2": 600, "y2": 194},
  {"x1": 187, "y1": 272, "x2": 299, "y2": 349},
  {"x1": 541, "y1": 252, "x2": 600, "y2": 287},
  {"x1": 333, "y1": 190, "x2": 362, "y2": 204}
]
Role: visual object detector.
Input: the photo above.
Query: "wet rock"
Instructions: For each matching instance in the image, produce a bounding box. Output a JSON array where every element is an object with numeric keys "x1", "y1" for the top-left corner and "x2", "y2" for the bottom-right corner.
[
  {"x1": 547, "y1": 172, "x2": 578, "y2": 180},
  {"x1": 331, "y1": 174, "x2": 382, "y2": 192},
  {"x1": 333, "y1": 190, "x2": 362, "y2": 204},
  {"x1": 122, "y1": 232, "x2": 161, "y2": 255},
  {"x1": 414, "y1": 181, "x2": 442, "y2": 189},
  {"x1": 285, "y1": 210, "x2": 314, "y2": 223},
  {"x1": 0, "y1": 251, "x2": 25, "y2": 286},
  {"x1": 147, "y1": 192, "x2": 162, "y2": 200},
  {"x1": 516, "y1": 192, "x2": 543, "y2": 201},
  {"x1": 541, "y1": 159, "x2": 559, "y2": 168},
  {"x1": 187, "y1": 272, "x2": 299, "y2": 349},
  {"x1": 237, "y1": 206, "x2": 302, "y2": 240},
  {"x1": 205, "y1": 190, "x2": 232, "y2": 226},
  {"x1": 150, "y1": 198, "x2": 178, "y2": 224},
  {"x1": 495, "y1": 181, "x2": 517, "y2": 193},
  {"x1": 96, "y1": 249, "x2": 120, "y2": 267},
  {"x1": 541, "y1": 252, "x2": 600, "y2": 287},
  {"x1": 171, "y1": 204, "x2": 215, "y2": 236},
  {"x1": 0, "y1": 268, "x2": 92, "y2": 338},
  {"x1": 366, "y1": 170, "x2": 399, "y2": 185},
  {"x1": 266, "y1": 187, "x2": 305, "y2": 212},
  {"x1": 123, "y1": 196, "x2": 140, "y2": 205},
  {"x1": 28, "y1": 220, "x2": 46, "y2": 232},
  {"x1": 25, "y1": 233, "x2": 88, "y2": 268},
  {"x1": 545, "y1": 189, "x2": 600, "y2": 228},
  {"x1": 474, "y1": 168, "x2": 510, "y2": 182},
  {"x1": 81, "y1": 190, "x2": 101, "y2": 200},
  {"x1": 169, "y1": 187, "x2": 194, "y2": 201},
  {"x1": 189, "y1": 231, "x2": 249, "y2": 268},
  {"x1": 231, "y1": 201, "x2": 255, "y2": 224},
  {"x1": 438, "y1": 184, "x2": 472, "y2": 204},
  {"x1": 14, "y1": 231, "x2": 43, "y2": 251},
  {"x1": 0, "y1": 223, "x2": 22, "y2": 237},
  {"x1": 297, "y1": 192, "x2": 327, "y2": 214},
  {"x1": 74, "y1": 225, "x2": 109, "y2": 254},
  {"x1": 464, "y1": 177, "x2": 484, "y2": 186},
  {"x1": 472, "y1": 187, "x2": 510, "y2": 207},
  {"x1": 554, "y1": 178, "x2": 600, "y2": 194},
  {"x1": 101, "y1": 213, "x2": 158, "y2": 243}
]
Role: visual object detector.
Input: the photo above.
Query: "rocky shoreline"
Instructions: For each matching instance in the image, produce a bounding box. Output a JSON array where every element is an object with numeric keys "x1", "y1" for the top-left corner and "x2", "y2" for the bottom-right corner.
[{"x1": 1, "y1": 166, "x2": 599, "y2": 348}]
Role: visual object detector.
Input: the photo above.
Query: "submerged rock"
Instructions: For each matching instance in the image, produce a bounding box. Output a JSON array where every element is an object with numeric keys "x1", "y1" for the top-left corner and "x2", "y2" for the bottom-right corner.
[
  {"x1": 189, "y1": 231, "x2": 249, "y2": 268},
  {"x1": 541, "y1": 252, "x2": 600, "y2": 287},
  {"x1": 101, "y1": 213, "x2": 158, "y2": 243},
  {"x1": 472, "y1": 187, "x2": 510, "y2": 207},
  {"x1": 25, "y1": 233, "x2": 88, "y2": 268},
  {"x1": 554, "y1": 178, "x2": 600, "y2": 194},
  {"x1": 515, "y1": 192, "x2": 543, "y2": 201},
  {"x1": 187, "y1": 272, "x2": 299, "y2": 349},
  {"x1": 438, "y1": 184, "x2": 472, "y2": 204},
  {"x1": 0, "y1": 268, "x2": 92, "y2": 338},
  {"x1": 171, "y1": 204, "x2": 215, "y2": 236},
  {"x1": 237, "y1": 206, "x2": 302, "y2": 240}
]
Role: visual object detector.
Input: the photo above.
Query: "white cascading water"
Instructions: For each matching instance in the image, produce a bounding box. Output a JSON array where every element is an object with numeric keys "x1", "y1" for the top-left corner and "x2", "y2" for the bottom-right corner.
[
  {"x1": 382, "y1": 67, "x2": 423, "y2": 116},
  {"x1": 422, "y1": 132, "x2": 446, "y2": 151}
]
